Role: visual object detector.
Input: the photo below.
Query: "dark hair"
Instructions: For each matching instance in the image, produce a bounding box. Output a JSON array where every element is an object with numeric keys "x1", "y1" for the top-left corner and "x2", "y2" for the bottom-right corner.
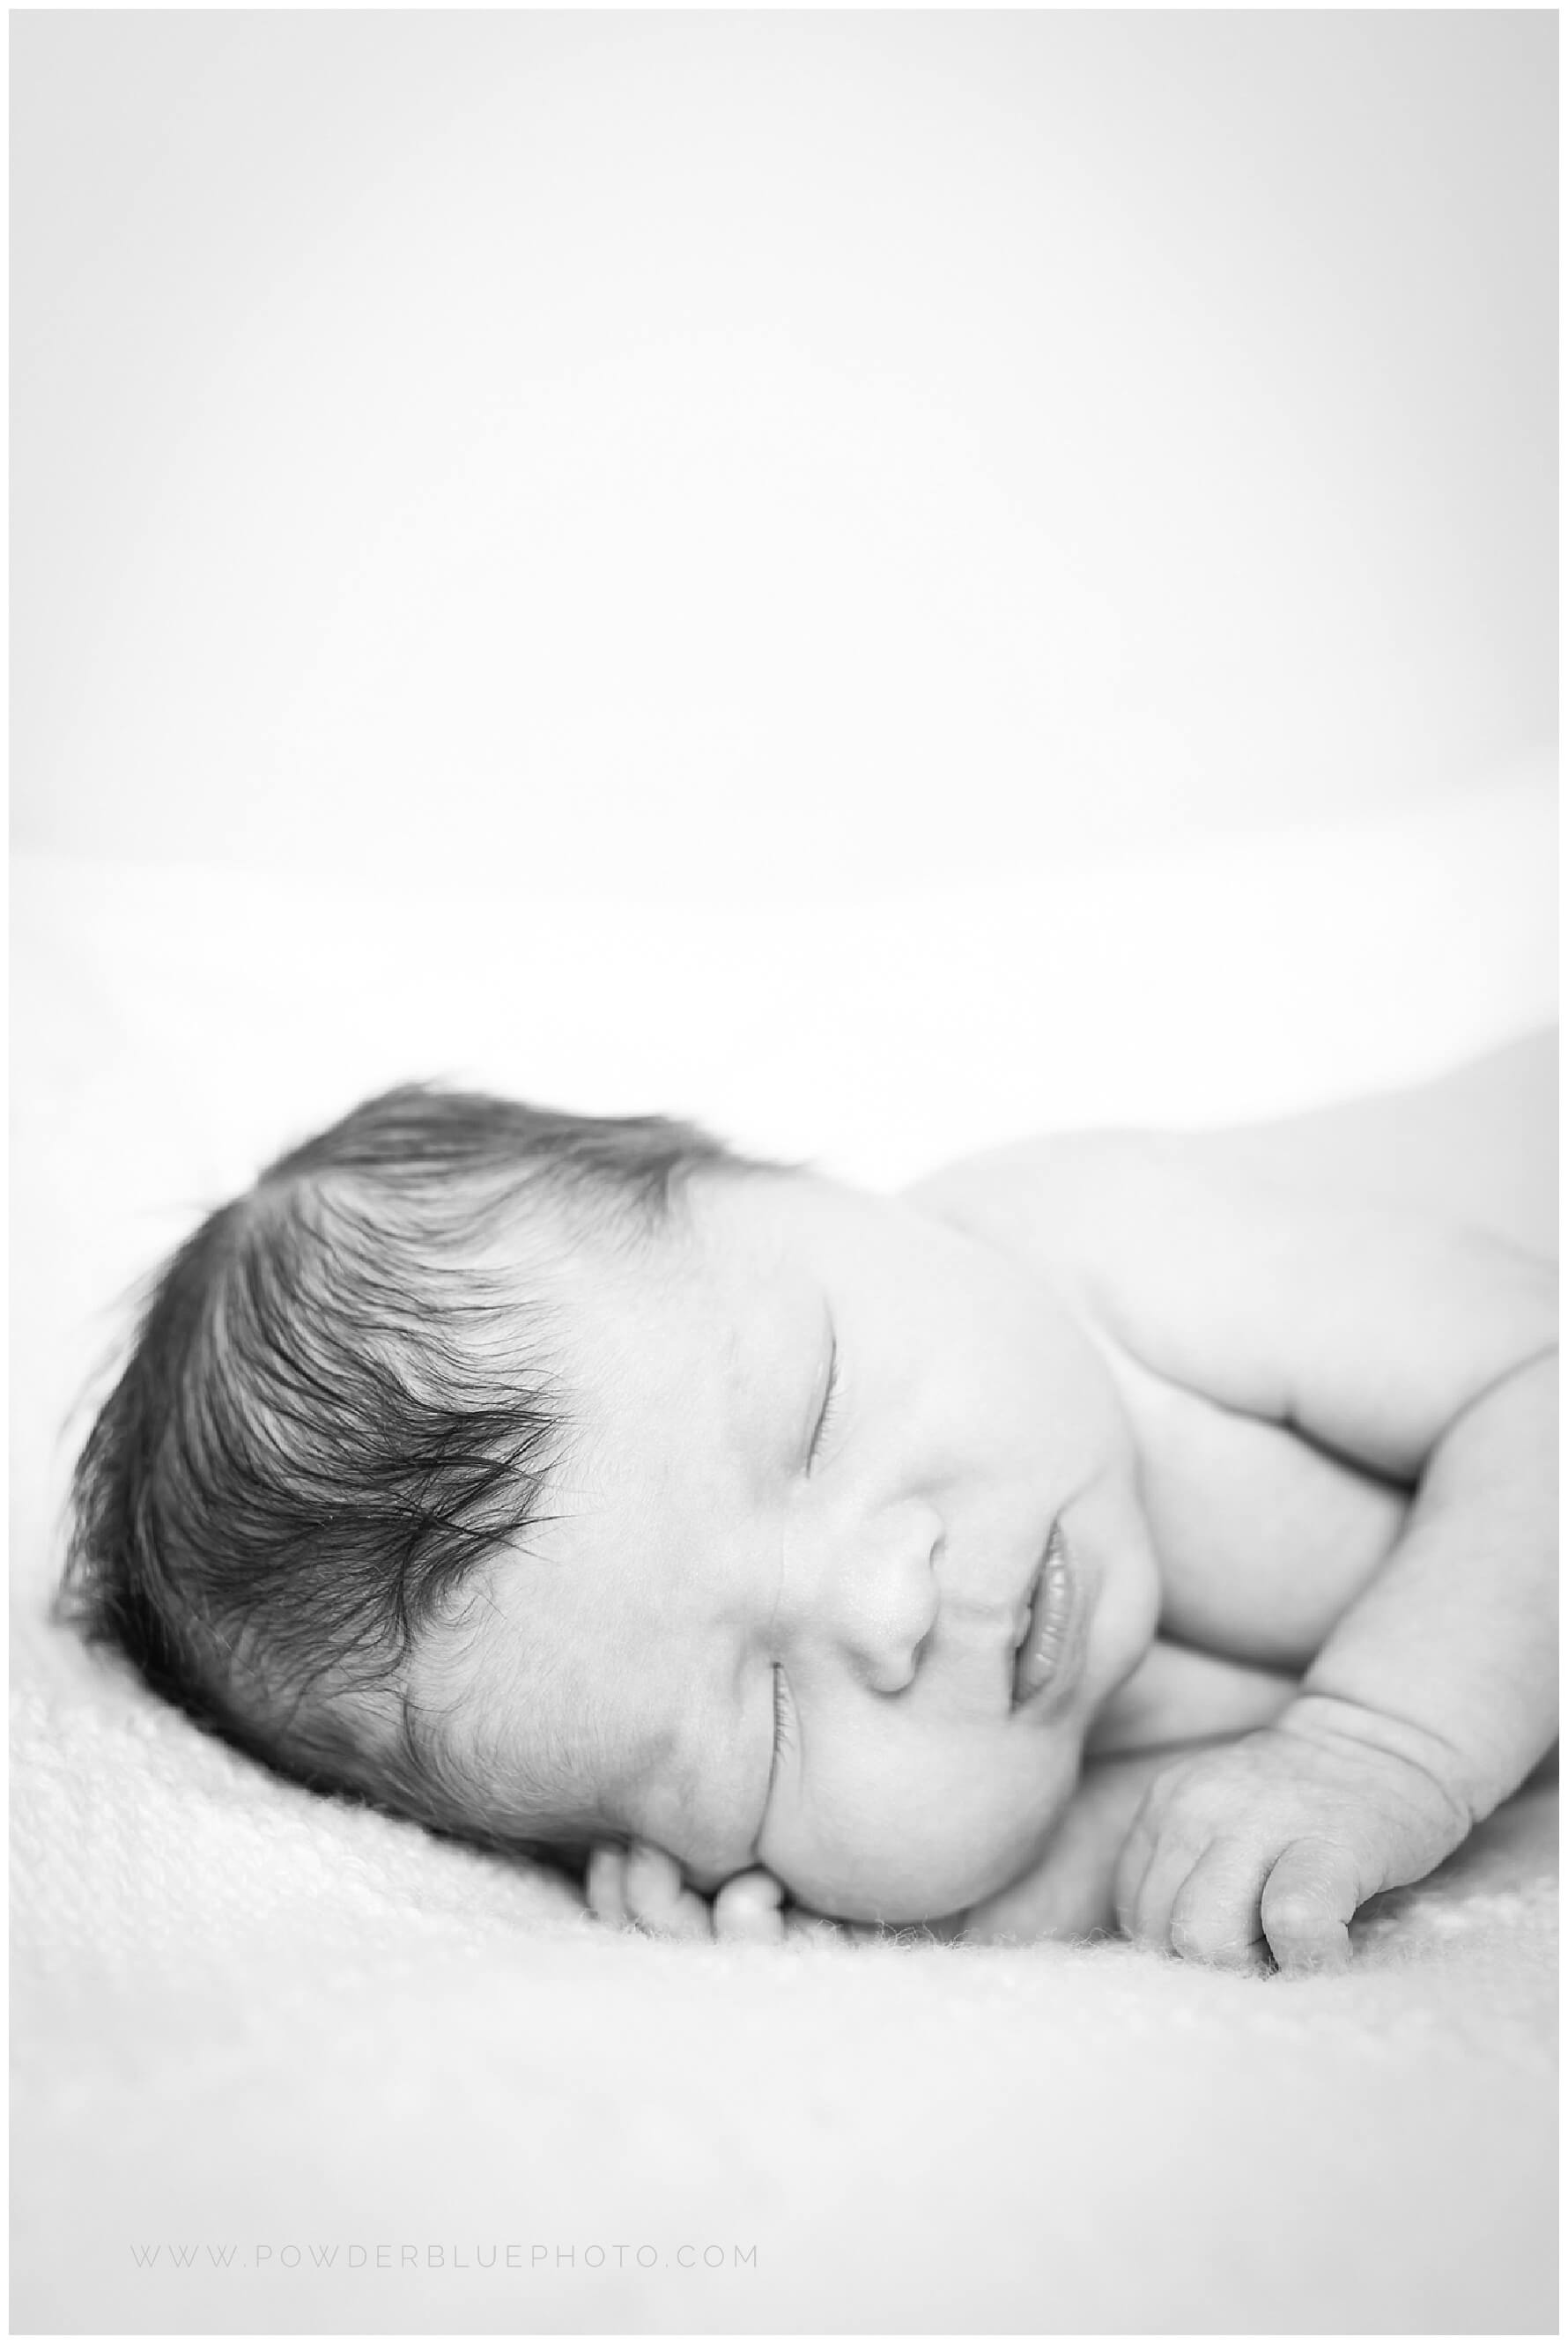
[{"x1": 59, "y1": 1084, "x2": 786, "y2": 1852}]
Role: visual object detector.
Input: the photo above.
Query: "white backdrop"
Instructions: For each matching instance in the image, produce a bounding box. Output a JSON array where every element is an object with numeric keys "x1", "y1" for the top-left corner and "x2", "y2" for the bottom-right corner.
[{"x1": 11, "y1": 11, "x2": 1556, "y2": 900}]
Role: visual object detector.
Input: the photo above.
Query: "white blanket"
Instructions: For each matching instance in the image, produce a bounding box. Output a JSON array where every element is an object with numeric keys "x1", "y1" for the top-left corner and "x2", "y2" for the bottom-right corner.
[{"x1": 11, "y1": 771, "x2": 1557, "y2": 2333}]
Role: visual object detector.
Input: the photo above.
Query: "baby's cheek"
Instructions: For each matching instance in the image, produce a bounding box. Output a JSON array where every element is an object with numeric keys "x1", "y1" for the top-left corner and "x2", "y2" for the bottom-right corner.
[
  {"x1": 764, "y1": 1734, "x2": 1078, "y2": 1925},
  {"x1": 780, "y1": 1822, "x2": 1039, "y2": 1926}
]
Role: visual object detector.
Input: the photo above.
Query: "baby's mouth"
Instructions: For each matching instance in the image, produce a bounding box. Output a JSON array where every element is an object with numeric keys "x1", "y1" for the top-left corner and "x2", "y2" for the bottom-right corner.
[{"x1": 1010, "y1": 1520, "x2": 1085, "y2": 1709}]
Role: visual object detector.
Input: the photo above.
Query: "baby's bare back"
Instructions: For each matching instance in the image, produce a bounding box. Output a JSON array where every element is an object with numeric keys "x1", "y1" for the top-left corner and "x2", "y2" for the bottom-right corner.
[{"x1": 1186, "y1": 1030, "x2": 1556, "y2": 1262}]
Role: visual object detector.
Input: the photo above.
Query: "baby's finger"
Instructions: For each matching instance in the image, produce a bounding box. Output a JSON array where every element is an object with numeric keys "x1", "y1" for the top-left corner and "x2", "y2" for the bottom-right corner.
[
  {"x1": 1259, "y1": 1838, "x2": 1358, "y2": 1976},
  {"x1": 624, "y1": 1843, "x2": 714, "y2": 1941},
  {"x1": 1126, "y1": 1828, "x2": 1209, "y2": 1952},
  {"x1": 713, "y1": 1870, "x2": 788, "y2": 1945},
  {"x1": 586, "y1": 1844, "x2": 631, "y2": 1928},
  {"x1": 1111, "y1": 1808, "x2": 1161, "y2": 1942},
  {"x1": 1167, "y1": 1842, "x2": 1272, "y2": 1971}
]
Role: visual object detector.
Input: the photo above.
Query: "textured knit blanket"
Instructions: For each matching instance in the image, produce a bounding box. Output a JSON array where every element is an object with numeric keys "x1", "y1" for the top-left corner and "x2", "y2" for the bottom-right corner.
[
  {"x1": 12, "y1": 1601, "x2": 1557, "y2": 2333},
  {"x1": 12, "y1": 782, "x2": 1556, "y2": 2333}
]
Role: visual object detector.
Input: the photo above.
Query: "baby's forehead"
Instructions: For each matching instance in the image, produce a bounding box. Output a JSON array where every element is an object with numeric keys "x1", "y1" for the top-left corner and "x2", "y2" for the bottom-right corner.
[{"x1": 508, "y1": 1169, "x2": 820, "y2": 1388}]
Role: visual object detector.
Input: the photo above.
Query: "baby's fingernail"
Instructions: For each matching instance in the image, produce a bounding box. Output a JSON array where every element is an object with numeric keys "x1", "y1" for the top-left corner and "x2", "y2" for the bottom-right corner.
[{"x1": 1284, "y1": 1942, "x2": 1350, "y2": 1978}]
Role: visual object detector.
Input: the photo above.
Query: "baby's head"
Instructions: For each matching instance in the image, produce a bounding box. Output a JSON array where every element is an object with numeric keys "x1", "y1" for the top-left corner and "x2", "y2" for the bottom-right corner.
[{"x1": 64, "y1": 1087, "x2": 1158, "y2": 1924}]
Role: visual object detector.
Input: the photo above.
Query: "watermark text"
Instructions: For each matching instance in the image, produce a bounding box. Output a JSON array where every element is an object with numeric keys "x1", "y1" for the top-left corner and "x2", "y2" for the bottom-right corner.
[{"x1": 131, "y1": 2240, "x2": 757, "y2": 2274}]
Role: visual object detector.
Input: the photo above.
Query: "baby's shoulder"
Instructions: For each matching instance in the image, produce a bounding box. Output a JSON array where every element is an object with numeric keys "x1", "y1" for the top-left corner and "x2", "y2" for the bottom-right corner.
[
  {"x1": 905, "y1": 1033, "x2": 1557, "y2": 1271},
  {"x1": 902, "y1": 1086, "x2": 1555, "y2": 1429},
  {"x1": 903, "y1": 1124, "x2": 1167, "y2": 1238},
  {"x1": 902, "y1": 1126, "x2": 1263, "y2": 1309},
  {"x1": 904, "y1": 1128, "x2": 1285, "y2": 1418}
]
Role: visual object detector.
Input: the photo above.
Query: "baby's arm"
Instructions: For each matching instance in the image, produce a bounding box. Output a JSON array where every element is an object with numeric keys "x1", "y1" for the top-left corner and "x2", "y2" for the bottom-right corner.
[
  {"x1": 1090, "y1": 1149, "x2": 1554, "y2": 1971},
  {"x1": 920, "y1": 1135, "x2": 1557, "y2": 1972},
  {"x1": 1116, "y1": 1331, "x2": 1556, "y2": 1972}
]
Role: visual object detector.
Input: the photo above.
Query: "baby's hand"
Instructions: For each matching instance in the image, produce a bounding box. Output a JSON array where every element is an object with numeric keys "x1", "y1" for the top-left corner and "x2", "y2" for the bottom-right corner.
[
  {"x1": 1113, "y1": 1718, "x2": 1470, "y2": 1976},
  {"x1": 585, "y1": 1842, "x2": 864, "y2": 1947}
]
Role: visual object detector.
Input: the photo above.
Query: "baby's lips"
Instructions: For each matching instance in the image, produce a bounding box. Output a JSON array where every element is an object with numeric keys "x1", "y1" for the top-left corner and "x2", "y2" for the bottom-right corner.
[{"x1": 1011, "y1": 1520, "x2": 1087, "y2": 1709}]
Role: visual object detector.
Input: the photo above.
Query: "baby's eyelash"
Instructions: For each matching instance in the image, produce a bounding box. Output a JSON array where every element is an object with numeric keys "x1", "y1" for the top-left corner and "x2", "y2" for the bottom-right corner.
[
  {"x1": 810, "y1": 1350, "x2": 844, "y2": 1465},
  {"x1": 769, "y1": 1666, "x2": 795, "y2": 1774}
]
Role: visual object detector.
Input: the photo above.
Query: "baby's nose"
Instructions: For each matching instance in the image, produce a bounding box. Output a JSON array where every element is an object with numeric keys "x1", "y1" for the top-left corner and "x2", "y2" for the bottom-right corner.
[{"x1": 795, "y1": 1498, "x2": 943, "y2": 1694}]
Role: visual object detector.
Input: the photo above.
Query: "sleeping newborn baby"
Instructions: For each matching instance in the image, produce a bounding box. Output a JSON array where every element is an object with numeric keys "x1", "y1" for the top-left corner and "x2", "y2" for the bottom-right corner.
[{"x1": 63, "y1": 1045, "x2": 1557, "y2": 1974}]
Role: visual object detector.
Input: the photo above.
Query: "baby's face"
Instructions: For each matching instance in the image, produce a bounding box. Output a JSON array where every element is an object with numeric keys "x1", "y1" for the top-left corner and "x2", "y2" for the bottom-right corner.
[{"x1": 418, "y1": 1167, "x2": 1161, "y2": 1922}]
